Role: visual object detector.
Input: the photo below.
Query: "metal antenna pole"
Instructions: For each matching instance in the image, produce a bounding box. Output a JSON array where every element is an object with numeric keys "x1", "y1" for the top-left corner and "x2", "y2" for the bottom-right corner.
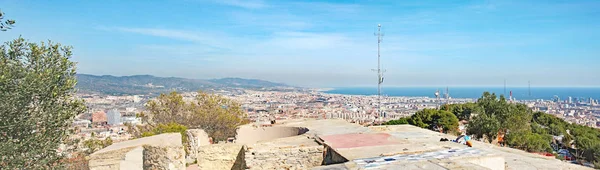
[
  {"x1": 435, "y1": 89, "x2": 440, "y2": 109},
  {"x1": 445, "y1": 86, "x2": 450, "y2": 107},
  {"x1": 528, "y1": 81, "x2": 531, "y2": 97},
  {"x1": 372, "y1": 24, "x2": 385, "y2": 125},
  {"x1": 504, "y1": 79, "x2": 506, "y2": 97}
]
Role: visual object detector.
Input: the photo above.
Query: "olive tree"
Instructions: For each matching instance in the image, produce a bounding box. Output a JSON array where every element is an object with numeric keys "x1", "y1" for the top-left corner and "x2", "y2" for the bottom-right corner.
[
  {"x1": 0, "y1": 9, "x2": 16, "y2": 31},
  {"x1": 0, "y1": 37, "x2": 86, "y2": 168},
  {"x1": 140, "y1": 91, "x2": 249, "y2": 141}
]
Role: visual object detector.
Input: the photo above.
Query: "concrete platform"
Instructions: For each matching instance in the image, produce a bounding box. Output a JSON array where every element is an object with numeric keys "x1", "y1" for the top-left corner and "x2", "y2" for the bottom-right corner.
[
  {"x1": 274, "y1": 119, "x2": 591, "y2": 170},
  {"x1": 320, "y1": 133, "x2": 400, "y2": 149}
]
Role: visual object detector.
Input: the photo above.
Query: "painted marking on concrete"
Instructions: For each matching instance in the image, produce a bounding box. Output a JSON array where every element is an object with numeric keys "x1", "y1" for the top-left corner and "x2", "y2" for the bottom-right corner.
[{"x1": 353, "y1": 147, "x2": 486, "y2": 169}]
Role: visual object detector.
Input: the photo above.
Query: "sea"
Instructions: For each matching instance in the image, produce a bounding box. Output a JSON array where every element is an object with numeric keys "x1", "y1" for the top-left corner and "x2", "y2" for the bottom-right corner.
[{"x1": 324, "y1": 87, "x2": 600, "y2": 101}]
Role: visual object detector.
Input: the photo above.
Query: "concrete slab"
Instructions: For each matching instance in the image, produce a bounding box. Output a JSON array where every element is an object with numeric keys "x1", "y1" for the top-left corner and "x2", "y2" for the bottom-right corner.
[
  {"x1": 352, "y1": 147, "x2": 501, "y2": 170},
  {"x1": 320, "y1": 133, "x2": 400, "y2": 149},
  {"x1": 236, "y1": 125, "x2": 308, "y2": 144},
  {"x1": 278, "y1": 119, "x2": 372, "y2": 136}
]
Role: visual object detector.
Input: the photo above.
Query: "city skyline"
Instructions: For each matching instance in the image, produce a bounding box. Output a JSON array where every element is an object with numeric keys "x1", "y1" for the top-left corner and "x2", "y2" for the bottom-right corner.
[{"x1": 2, "y1": 0, "x2": 599, "y2": 87}]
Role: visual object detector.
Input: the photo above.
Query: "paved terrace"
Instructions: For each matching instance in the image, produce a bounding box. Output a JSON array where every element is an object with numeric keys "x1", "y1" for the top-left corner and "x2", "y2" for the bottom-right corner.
[{"x1": 277, "y1": 119, "x2": 591, "y2": 170}]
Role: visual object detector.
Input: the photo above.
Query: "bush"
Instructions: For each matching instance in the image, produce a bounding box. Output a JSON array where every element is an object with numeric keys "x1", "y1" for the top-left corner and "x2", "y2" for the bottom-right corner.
[
  {"x1": 384, "y1": 117, "x2": 409, "y2": 125},
  {"x1": 139, "y1": 122, "x2": 190, "y2": 154},
  {"x1": 141, "y1": 91, "x2": 249, "y2": 141},
  {"x1": 384, "y1": 109, "x2": 459, "y2": 134},
  {"x1": 83, "y1": 137, "x2": 113, "y2": 155}
]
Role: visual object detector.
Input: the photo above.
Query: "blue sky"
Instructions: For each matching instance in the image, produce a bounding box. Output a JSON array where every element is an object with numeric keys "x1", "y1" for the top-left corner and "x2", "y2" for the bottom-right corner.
[{"x1": 1, "y1": 0, "x2": 599, "y2": 87}]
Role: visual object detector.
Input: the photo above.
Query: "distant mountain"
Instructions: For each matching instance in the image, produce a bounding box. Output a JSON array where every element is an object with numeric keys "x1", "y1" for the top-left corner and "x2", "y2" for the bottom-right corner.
[
  {"x1": 208, "y1": 77, "x2": 288, "y2": 88},
  {"x1": 75, "y1": 74, "x2": 288, "y2": 95}
]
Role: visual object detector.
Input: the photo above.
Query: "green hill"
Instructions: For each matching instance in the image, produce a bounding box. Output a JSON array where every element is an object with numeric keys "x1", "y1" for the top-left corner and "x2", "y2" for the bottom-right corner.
[{"x1": 75, "y1": 74, "x2": 288, "y2": 95}]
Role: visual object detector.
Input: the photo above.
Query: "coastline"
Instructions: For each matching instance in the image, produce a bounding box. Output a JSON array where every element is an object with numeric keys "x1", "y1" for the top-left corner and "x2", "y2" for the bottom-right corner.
[
  {"x1": 321, "y1": 87, "x2": 600, "y2": 100},
  {"x1": 314, "y1": 88, "x2": 335, "y2": 92}
]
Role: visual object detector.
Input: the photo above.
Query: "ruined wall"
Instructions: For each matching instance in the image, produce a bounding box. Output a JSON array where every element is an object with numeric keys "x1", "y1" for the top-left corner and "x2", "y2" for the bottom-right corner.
[
  {"x1": 245, "y1": 145, "x2": 324, "y2": 170},
  {"x1": 197, "y1": 144, "x2": 245, "y2": 170},
  {"x1": 186, "y1": 129, "x2": 211, "y2": 163},
  {"x1": 88, "y1": 133, "x2": 183, "y2": 170},
  {"x1": 322, "y1": 146, "x2": 348, "y2": 165},
  {"x1": 142, "y1": 145, "x2": 186, "y2": 170},
  {"x1": 89, "y1": 146, "x2": 139, "y2": 170},
  {"x1": 236, "y1": 125, "x2": 309, "y2": 144}
]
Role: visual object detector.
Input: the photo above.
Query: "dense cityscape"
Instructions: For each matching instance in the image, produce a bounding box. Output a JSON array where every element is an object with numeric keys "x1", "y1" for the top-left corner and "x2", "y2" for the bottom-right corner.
[{"x1": 73, "y1": 87, "x2": 600, "y2": 144}]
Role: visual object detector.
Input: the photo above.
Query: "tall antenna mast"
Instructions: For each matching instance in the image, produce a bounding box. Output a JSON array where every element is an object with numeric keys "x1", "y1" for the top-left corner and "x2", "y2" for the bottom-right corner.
[
  {"x1": 371, "y1": 24, "x2": 385, "y2": 124},
  {"x1": 504, "y1": 79, "x2": 506, "y2": 97},
  {"x1": 446, "y1": 86, "x2": 450, "y2": 105},
  {"x1": 528, "y1": 81, "x2": 531, "y2": 97},
  {"x1": 435, "y1": 89, "x2": 440, "y2": 109}
]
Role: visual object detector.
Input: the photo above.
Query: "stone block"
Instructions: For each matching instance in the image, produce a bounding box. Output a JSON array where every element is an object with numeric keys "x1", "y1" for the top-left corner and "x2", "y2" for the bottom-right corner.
[
  {"x1": 197, "y1": 144, "x2": 245, "y2": 170},
  {"x1": 186, "y1": 129, "x2": 210, "y2": 162},
  {"x1": 89, "y1": 133, "x2": 183, "y2": 170},
  {"x1": 142, "y1": 145, "x2": 186, "y2": 170}
]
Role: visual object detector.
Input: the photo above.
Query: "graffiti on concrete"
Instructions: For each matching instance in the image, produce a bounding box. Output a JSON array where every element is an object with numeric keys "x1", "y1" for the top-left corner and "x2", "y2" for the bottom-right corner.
[{"x1": 353, "y1": 147, "x2": 486, "y2": 169}]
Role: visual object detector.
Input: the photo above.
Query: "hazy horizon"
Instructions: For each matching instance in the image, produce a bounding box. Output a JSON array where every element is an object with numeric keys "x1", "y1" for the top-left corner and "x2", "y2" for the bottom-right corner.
[
  {"x1": 2, "y1": 0, "x2": 599, "y2": 87},
  {"x1": 76, "y1": 73, "x2": 600, "y2": 88}
]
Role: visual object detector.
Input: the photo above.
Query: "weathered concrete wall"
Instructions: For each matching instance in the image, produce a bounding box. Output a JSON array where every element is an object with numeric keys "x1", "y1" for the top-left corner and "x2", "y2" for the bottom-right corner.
[
  {"x1": 322, "y1": 146, "x2": 348, "y2": 166},
  {"x1": 197, "y1": 144, "x2": 245, "y2": 170},
  {"x1": 89, "y1": 146, "x2": 139, "y2": 170},
  {"x1": 119, "y1": 147, "x2": 143, "y2": 170},
  {"x1": 89, "y1": 133, "x2": 183, "y2": 170},
  {"x1": 232, "y1": 146, "x2": 246, "y2": 170},
  {"x1": 236, "y1": 125, "x2": 309, "y2": 144},
  {"x1": 245, "y1": 145, "x2": 324, "y2": 170},
  {"x1": 186, "y1": 129, "x2": 211, "y2": 163},
  {"x1": 143, "y1": 145, "x2": 186, "y2": 170}
]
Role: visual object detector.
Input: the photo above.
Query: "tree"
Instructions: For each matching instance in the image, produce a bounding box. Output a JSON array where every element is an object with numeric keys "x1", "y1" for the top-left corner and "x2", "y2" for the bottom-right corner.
[
  {"x1": 441, "y1": 103, "x2": 482, "y2": 121},
  {"x1": 431, "y1": 110, "x2": 459, "y2": 134},
  {"x1": 502, "y1": 103, "x2": 533, "y2": 133},
  {"x1": 0, "y1": 38, "x2": 86, "y2": 168},
  {"x1": 383, "y1": 117, "x2": 409, "y2": 125},
  {"x1": 83, "y1": 137, "x2": 113, "y2": 155},
  {"x1": 504, "y1": 131, "x2": 552, "y2": 152},
  {"x1": 140, "y1": 91, "x2": 249, "y2": 141},
  {"x1": 387, "y1": 109, "x2": 459, "y2": 134},
  {"x1": 467, "y1": 113, "x2": 500, "y2": 143},
  {"x1": 574, "y1": 135, "x2": 598, "y2": 162},
  {"x1": 0, "y1": 9, "x2": 16, "y2": 31}
]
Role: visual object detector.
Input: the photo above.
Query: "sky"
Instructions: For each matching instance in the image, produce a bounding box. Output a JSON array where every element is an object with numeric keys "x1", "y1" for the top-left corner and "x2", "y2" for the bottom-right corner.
[{"x1": 1, "y1": 0, "x2": 599, "y2": 87}]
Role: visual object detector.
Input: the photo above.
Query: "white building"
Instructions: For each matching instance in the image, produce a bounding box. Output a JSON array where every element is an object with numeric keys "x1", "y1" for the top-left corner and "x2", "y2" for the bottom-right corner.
[
  {"x1": 106, "y1": 109, "x2": 122, "y2": 125},
  {"x1": 122, "y1": 116, "x2": 142, "y2": 125}
]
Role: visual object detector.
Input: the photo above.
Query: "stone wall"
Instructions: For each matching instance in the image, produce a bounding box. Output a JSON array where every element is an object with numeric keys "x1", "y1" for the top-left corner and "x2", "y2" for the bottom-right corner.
[
  {"x1": 142, "y1": 145, "x2": 186, "y2": 170},
  {"x1": 89, "y1": 146, "x2": 139, "y2": 170},
  {"x1": 88, "y1": 133, "x2": 183, "y2": 170},
  {"x1": 186, "y1": 129, "x2": 211, "y2": 163},
  {"x1": 245, "y1": 145, "x2": 324, "y2": 170},
  {"x1": 322, "y1": 146, "x2": 348, "y2": 165},
  {"x1": 197, "y1": 144, "x2": 245, "y2": 170}
]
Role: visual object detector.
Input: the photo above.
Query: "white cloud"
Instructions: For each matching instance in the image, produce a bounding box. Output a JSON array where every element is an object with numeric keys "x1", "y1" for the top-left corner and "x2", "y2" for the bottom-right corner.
[
  {"x1": 112, "y1": 27, "x2": 243, "y2": 49},
  {"x1": 116, "y1": 27, "x2": 205, "y2": 42}
]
